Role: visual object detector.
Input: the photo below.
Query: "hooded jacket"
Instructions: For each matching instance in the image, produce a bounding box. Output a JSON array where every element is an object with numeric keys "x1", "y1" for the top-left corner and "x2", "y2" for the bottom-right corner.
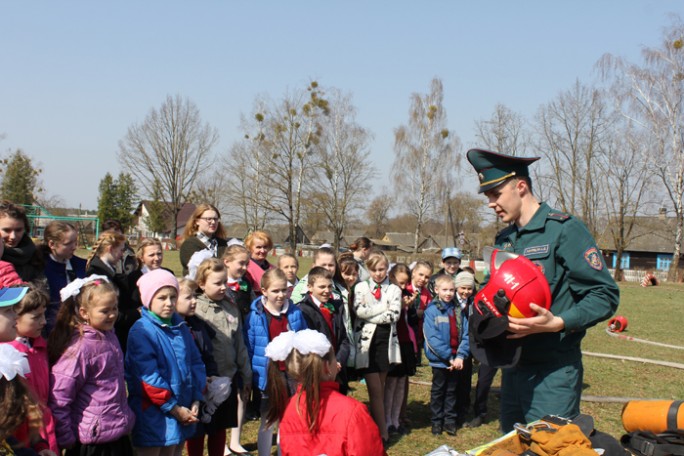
[{"x1": 125, "y1": 308, "x2": 206, "y2": 447}]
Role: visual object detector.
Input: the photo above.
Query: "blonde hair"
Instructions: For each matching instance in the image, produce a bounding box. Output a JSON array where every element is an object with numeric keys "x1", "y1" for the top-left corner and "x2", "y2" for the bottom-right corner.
[
  {"x1": 266, "y1": 347, "x2": 336, "y2": 432},
  {"x1": 244, "y1": 230, "x2": 273, "y2": 252},
  {"x1": 277, "y1": 253, "x2": 299, "y2": 268},
  {"x1": 195, "y1": 257, "x2": 226, "y2": 287},
  {"x1": 136, "y1": 238, "x2": 163, "y2": 268},
  {"x1": 182, "y1": 203, "x2": 227, "y2": 240},
  {"x1": 222, "y1": 244, "x2": 249, "y2": 262},
  {"x1": 47, "y1": 280, "x2": 118, "y2": 365},
  {"x1": 86, "y1": 230, "x2": 125, "y2": 269},
  {"x1": 260, "y1": 268, "x2": 287, "y2": 292},
  {"x1": 365, "y1": 249, "x2": 389, "y2": 271},
  {"x1": 434, "y1": 274, "x2": 455, "y2": 289},
  {"x1": 43, "y1": 221, "x2": 77, "y2": 249},
  {"x1": 178, "y1": 278, "x2": 198, "y2": 296}
]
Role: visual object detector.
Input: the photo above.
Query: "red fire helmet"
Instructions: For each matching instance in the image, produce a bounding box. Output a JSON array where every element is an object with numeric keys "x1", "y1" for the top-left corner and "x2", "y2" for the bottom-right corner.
[{"x1": 475, "y1": 249, "x2": 552, "y2": 318}]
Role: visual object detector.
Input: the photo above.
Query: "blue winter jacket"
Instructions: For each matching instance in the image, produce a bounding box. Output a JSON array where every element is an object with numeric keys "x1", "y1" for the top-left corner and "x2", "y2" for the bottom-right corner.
[
  {"x1": 423, "y1": 299, "x2": 470, "y2": 369},
  {"x1": 244, "y1": 297, "x2": 307, "y2": 391},
  {"x1": 125, "y1": 308, "x2": 206, "y2": 447}
]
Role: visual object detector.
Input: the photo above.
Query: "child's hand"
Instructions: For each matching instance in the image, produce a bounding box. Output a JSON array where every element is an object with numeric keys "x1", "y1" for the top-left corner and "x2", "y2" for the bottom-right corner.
[
  {"x1": 450, "y1": 358, "x2": 464, "y2": 370},
  {"x1": 171, "y1": 405, "x2": 199, "y2": 425},
  {"x1": 191, "y1": 401, "x2": 200, "y2": 416}
]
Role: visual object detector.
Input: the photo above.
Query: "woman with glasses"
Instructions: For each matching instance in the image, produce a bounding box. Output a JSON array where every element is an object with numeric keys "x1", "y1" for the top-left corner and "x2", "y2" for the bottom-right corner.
[{"x1": 180, "y1": 204, "x2": 228, "y2": 277}]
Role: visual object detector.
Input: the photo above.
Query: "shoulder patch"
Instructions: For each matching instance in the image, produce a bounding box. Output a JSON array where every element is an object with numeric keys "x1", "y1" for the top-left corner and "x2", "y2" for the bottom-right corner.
[
  {"x1": 547, "y1": 211, "x2": 570, "y2": 222},
  {"x1": 584, "y1": 247, "x2": 604, "y2": 271}
]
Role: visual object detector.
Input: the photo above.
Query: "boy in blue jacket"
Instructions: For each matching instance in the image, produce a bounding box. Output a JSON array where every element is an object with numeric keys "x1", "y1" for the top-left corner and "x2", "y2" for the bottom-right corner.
[{"x1": 423, "y1": 274, "x2": 470, "y2": 437}]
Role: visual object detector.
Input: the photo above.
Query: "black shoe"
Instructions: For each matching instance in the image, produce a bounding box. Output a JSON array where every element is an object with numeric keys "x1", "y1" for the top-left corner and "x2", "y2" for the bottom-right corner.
[
  {"x1": 387, "y1": 425, "x2": 398, "y2": 435},
  {"x1": 465, "y1": 415, "x2": 484, "y2": 428},
  {"x1": 396, "y1": 424, "x2": 410, "y2": 435},
  {"x1": 431, "y1": 424, "x2": 443, "y2": 435},
  {"x1": 444, "y1": 423, "x2": 458, "y2": 436}
]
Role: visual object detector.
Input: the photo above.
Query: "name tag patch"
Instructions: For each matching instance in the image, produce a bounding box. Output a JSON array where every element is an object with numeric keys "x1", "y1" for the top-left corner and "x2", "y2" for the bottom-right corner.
[
  {"x1": 435, "y1": 316, "x2": 450, "y2": 325},
  {"x1": 524, "y1": 245, "x2": 549, "y2": 257},
  {"x1": 584, "y1": 247, "x2": 603, "y2": 271}
]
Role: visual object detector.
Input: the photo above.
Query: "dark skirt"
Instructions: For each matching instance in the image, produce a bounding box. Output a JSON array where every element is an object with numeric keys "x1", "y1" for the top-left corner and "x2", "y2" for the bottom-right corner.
[
  {"x1": 389, "y1": 341, "x2": 417, "y2": 377},
  {"x1": 198, "y1": 377, "x2": 239, "y2": 434},
  {"x1": 365, "y1": 324, "x2": 391, "y2": 374},
  {"x1": 64, "y1": 435, "x2": 133, "y2": 456}
]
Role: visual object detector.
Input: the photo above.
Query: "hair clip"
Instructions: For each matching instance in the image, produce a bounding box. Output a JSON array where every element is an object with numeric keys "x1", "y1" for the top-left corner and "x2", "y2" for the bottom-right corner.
[
  {"x1": 60, "y1": 274, "x2": 110, "y2": 302},
  {"x1": 0, "y1": 345, "x2": 30, "y2": 380}
]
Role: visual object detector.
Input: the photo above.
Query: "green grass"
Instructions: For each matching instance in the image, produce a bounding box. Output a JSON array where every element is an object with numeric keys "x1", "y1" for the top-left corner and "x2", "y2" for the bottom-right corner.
[{"x1": 84, "y1": 250, "x2": 684, "y2": 455}]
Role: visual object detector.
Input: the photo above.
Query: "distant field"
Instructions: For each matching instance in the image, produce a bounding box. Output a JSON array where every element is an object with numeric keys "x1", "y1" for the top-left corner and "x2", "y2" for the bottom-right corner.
[{"x1": 77, "y1": 249, "x2": 684, "y2": 455}]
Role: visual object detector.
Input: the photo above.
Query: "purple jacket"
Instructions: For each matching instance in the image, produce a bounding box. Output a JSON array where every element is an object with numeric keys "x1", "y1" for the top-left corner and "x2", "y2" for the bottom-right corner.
[{"x1": 49, "y1": 326, "x2": 135, "y2": 448}]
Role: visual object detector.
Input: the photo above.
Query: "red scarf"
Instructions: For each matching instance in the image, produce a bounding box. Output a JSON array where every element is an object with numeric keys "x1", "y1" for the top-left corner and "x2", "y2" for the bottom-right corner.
[{"x1": 372, "y1": 282, "x2": 382, "y2": 300}]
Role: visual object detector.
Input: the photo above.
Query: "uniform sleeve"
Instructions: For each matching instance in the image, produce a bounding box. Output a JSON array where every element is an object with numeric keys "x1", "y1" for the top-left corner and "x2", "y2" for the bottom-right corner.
[
  {"x1": 346, "y1": 402, "x2": 387, "y2": 456},
  {"x1": 49, "y1": 347, "x2": 85, "y2": 448},
  {"x1": 556, "y1": 219, "x2": 620, "y2": 331},
  {"x1": 127, "y1": 325, "x2": 177, "y2": 413}
]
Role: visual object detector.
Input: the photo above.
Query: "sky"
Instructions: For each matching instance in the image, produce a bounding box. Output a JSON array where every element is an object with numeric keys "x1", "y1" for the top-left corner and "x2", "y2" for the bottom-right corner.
[{"x1": 1, "y1": 1, "x2": 682, "y2": 212}]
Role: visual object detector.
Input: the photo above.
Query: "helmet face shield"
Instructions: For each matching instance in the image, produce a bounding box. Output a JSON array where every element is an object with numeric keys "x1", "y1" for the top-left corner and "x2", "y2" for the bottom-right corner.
[{"x1": 476, "y1": 248, "x2": 552, "y2": 319}]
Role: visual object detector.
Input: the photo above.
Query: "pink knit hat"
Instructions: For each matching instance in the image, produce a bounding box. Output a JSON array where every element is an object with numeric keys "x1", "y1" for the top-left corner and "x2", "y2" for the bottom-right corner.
[{"x1": 137, "y1": 269, "x2": 179, "y2": 309}]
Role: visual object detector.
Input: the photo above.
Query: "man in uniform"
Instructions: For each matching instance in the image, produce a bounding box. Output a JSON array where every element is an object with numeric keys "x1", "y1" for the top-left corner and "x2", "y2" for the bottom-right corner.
[{"x1": 466, "y1": 148, "x2": 619, "y2": 432}]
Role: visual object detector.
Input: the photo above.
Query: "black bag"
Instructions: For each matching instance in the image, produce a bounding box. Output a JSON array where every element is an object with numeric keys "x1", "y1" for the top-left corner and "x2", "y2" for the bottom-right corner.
[{"x1": 621, "y1": 430, "x2": 684, "y2": 456}]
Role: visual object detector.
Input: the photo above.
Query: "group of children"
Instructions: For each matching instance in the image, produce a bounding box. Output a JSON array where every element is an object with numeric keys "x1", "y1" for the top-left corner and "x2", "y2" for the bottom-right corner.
[{"x1": 0, "y1": 202, "x2": 489, "y2": 456}]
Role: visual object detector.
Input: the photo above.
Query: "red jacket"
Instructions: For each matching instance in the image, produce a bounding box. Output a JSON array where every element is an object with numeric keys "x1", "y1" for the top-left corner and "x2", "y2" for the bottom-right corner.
[
  {"x1": 8, "y1": 337, "x2": 58, "y2": 453},
  {"x1": 0, "y1": 260, "x2": 23, "y2": 287},
  {"x1": 279, "y1": 382, "x2": 386, "y2": 456}
]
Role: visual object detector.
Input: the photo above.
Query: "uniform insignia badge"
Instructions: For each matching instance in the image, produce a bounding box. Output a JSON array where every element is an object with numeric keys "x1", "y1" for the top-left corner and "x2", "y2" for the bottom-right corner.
[
  {"x1": 524, "y1": 245, "x2": 549, "y2": 256},
  {"x1": 584, "y1": 247, "x2": 603, "y2": 271}
]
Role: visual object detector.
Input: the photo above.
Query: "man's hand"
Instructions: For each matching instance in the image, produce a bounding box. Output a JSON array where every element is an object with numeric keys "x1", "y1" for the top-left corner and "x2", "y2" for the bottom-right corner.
[{"x1": 507, "y1": 303, "x2": 564, "y2": 338}]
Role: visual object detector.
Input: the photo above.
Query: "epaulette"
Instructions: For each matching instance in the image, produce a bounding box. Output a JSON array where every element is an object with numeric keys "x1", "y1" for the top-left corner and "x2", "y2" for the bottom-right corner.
[{"x1": 547, "y1": 211, "x2": 571, "y2": 222}]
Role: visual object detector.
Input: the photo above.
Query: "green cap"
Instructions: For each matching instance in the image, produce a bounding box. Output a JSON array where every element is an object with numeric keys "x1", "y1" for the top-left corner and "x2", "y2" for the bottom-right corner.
[{"x1": 466, "y1": 148, "x2": 540, "y2": 193}]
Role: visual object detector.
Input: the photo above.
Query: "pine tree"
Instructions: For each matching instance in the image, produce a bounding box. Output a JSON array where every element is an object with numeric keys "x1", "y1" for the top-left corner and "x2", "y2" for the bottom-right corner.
[
  {"x1": 0, "y1": 149, "x2": 41, "y2": 205},
  {"x1": 97, "y1": 172, "x2": 138, "y2": 231}
]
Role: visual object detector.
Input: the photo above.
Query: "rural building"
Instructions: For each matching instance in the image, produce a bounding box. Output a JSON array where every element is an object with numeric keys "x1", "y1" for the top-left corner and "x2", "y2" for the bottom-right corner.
[{"x1": 132, "y1": 201, "x2": 196, "y2": 240}]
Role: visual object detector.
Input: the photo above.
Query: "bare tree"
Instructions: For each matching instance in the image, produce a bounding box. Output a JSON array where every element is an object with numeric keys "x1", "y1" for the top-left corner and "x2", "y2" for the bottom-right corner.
[
  {"x1": 366, "y1": 194, "x2": 393, "y2": 238},
  {"x1": 240, "y1": 82, "x2": 329, "y2": 250},
  {"x1": 598, "y1": 17, "x2": 684, "y2": 281},
  {"x1": 392, "y1": 78, "x2": 460, "y2": 253},
  {"x1": 534, "y1": 80, "x2": 608, "y2": 238},
  {"x1": 118, "y1": 94, "x2": 219, "y2": 234},
  {"x1": 597, "y1": 121, "x2": 653, "y2": 280},
  {"x1": 224, "y1": 103, "x2": 274, "y2": 232},
  {"x1": 474, "y1": 103, "x2": 529, "y2": 156},
  {"x1": 309, "y1": 90, "x2": 375, "y2": 252}
]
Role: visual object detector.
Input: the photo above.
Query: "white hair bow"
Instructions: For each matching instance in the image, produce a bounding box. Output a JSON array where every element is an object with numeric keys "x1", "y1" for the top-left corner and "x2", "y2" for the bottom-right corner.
[
  {"x1": 59, "y1": 275, "x2": 110, "y2": 302},
  {"x1": 0, "y1": 345, "x2": 30, "y2": 380},
  {"x1": 265, "y1": 329, "x2": 332, "y2": 362},
  {"x1": 186, "y1": 249, "x2": 214, "y2": 280}
]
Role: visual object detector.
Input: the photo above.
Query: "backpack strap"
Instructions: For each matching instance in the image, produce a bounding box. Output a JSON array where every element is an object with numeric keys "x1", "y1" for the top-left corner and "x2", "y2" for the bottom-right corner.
[{"x1": 622, "y1": 431, "x2": 684, "y2": 456}]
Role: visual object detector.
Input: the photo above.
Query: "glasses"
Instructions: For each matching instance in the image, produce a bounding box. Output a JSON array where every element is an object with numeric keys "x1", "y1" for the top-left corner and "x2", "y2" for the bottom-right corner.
[{"x1": 199, "y1": 217, "x2": 220, "y2": 223}]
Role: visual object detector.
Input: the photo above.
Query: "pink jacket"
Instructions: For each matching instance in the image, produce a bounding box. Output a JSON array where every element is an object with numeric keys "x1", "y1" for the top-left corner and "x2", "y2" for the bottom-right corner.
[
  {"x1": 245, "y1": 259, "x2": 274, "y2": 296},
  {"x1": 8, "y1": 337, "x2": 58, "y2": 453},
  {"x1": 0, "y1": 260, "x2": 23, "y2": 287}
]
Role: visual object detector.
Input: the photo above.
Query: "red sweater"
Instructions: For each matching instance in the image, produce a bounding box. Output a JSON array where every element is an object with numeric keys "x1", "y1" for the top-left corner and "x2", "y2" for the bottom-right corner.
[{"x1": 279, "y1": 382, "x2": 386, "y2": 456}]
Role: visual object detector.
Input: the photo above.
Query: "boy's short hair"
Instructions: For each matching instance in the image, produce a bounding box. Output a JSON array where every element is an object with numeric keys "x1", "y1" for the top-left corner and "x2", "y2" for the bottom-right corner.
[
  {"x1": 434, "y1": 274, "x2": 455, "y2": 289},
  {"x1": 15, "y1": 286, "x2": 49, "y2": 315},
  {"x1": 307, "y1": 266, "x2": 333, "y2": 286}
]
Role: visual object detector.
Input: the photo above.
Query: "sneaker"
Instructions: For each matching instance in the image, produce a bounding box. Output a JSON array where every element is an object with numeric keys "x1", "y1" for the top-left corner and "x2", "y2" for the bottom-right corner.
[
  {"x1": 431, "y1": 424, "x2": 443, "y2": 435},
  {"x1": 465, "y1": 415, "x2": 484, "y2": 428},
  {"x1": 444, "y1": 423, "x2": 458, "y2": 436}
]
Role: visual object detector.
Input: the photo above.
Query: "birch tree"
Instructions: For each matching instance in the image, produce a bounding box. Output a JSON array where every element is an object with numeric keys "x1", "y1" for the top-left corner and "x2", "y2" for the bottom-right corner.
[
  {"x1": 392, "y1": 78, "x2": 459, "y2": 253},
  {"x1": 598, "y1": 16, "x2": 684, "y2": 281},
  {"x1": 309, "y1": 90, "x2": 375, "y2": 252}
]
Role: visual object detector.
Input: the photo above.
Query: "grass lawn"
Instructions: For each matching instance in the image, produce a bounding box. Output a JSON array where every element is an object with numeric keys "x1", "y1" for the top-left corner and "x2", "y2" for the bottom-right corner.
[{"x1": 88, "y1": 250, "x2": 684, "y2": 455}]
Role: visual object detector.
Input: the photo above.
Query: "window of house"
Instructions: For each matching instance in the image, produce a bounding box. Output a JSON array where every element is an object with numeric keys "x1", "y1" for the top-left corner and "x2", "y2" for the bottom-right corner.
[
  {"x1": 656, "y1": 254, "x2": 673, "y2": 271},
  {"x1": 612, "y1": 252, "x2": 630, "y2": 269}
]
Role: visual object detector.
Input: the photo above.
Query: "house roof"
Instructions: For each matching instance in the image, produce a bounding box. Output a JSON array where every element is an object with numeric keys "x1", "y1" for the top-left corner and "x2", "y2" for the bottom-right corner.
[
  {"x1": 134, "y1": 201, "x2": 197, "y2": 233},
  {"x1": 598, "y1": 215, "x2": 678, "y2": 254}
]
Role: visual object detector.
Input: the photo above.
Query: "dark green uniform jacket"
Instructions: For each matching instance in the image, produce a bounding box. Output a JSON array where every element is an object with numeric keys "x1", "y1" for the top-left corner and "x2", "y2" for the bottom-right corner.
[{"x1": 494, "y1": 202, "x2": 619, "y2": 366}]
